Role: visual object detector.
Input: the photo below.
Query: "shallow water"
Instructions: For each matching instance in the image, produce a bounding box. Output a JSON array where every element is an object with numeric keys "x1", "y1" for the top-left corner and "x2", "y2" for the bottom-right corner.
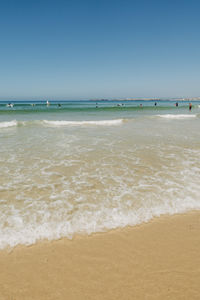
[{"x1": 0, "y1": 100, "x2": 200, "y2": 248}]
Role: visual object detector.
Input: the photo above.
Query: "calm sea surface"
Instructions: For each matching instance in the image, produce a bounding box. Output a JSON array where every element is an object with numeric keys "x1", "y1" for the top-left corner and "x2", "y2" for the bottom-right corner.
[{"x1": 0, "y1": 100, "x2": 200, "y2": 249}]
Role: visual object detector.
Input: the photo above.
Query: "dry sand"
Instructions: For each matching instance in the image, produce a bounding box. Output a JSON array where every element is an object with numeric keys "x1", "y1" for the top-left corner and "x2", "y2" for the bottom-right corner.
[{"x1": 0, "y1": 211, "x2": 200, "y2": 300}]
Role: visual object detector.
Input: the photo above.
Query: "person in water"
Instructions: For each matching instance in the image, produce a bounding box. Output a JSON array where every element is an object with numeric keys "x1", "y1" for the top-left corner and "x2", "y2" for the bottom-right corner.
[
  {"x1": 189, "y1": 103, "x2": 192, "y2": 111},
  {"x1": 176, "y1": 102, "x2": 178, "y2": 107},
  {"x1": 154, "y1": 102, "x2": 157, "y2": 106}
]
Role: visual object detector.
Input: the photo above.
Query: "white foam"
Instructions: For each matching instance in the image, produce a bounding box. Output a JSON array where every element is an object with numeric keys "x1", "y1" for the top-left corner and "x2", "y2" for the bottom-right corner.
[
  {"x1": 0, "y1": 119, "x2": 125, "y2": 129},
  {"x1": 1, "y1": 114, "x2": 200, "y2": 250},
  {"x1": 42, "y1": 119, "x2": 124, "y2": 126},
  {"x1": 156, "y1": 114, "x2": 196, "y2": 119},
  {"x1": 1, "y1": 152, "x2": 200, "y2": 250},
  {"x1": 0, "y1": 197, "x2": 200, "y2": 250},
  {"x1": 0, "y1": 120, "x2": 17, "y2": 128}
]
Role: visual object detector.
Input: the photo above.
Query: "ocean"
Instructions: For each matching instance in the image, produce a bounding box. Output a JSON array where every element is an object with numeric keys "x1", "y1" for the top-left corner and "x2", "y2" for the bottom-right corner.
[{"x1": 0, "y1": 100, "x2": 200, "y2": 249}]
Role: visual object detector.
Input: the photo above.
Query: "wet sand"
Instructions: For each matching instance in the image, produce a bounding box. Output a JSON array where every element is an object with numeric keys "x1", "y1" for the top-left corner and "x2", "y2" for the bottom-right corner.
[{"x1": 0, "y1": 211, "x2": 200, "y2": 300}]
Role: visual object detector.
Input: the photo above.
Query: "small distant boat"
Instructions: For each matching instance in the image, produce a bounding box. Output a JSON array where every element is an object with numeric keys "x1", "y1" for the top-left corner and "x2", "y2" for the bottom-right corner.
[{"x1": 6, "y1": 103, "x2": 14, "y2": 108}]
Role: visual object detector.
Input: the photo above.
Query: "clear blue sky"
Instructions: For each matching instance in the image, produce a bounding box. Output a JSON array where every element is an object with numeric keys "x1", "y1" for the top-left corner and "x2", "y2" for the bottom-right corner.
[{"x1": 0, "y1": 0, "x2": 199, "y2": 100}]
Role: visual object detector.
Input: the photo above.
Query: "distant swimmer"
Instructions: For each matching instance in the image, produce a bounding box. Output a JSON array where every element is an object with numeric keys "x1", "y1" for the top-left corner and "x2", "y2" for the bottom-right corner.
[
  {"x1": 6, "y1": 103, "x2": 13, "y2": 108},
  {"x1": 58, "y1": 103, "x2": 61, "y2": 107},
  {"x1": 176, "y1": 102, "x2": 178, "y2": 107},
  {"x1": 140, "y1": 104, "x2": 143, "y2": 107},
  {"x1": 96, "y1": 103, "x2": 98, "y2": 108},
  {"x1": 189, "y1": 103, "x2": 192, "y2": 111},
  {"x1": 154, "y1": 102, "x2": 157, "y2": 106},
  {"x1": 46, "y1": 100, "x2": 50, "y2": 106}
]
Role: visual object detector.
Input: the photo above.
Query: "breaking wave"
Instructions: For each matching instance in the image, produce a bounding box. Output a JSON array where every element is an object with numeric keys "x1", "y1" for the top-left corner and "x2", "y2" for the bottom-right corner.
[
  {"x1": 156, "y1": 114, "x2": 197, "y2": 119},
  {"x1": 0, "y1": 120, "x2": 18, "y2": 128},
  {"x1": 42, "y1": 119, "x2": 124, "y2": 126},
  {"x1": 0, "y1": 119, "x2": 125, "y2": 129}
]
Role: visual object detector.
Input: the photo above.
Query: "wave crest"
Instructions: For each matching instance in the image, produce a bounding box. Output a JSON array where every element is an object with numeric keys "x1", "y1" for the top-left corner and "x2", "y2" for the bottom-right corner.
[
  {"x1": 42, "y1": 119, "x2": 124, "y2": 126},
  {"x1": 156, "y1": 114, "x2": 196, "y2": 119},
  {"x1": 0, "y1": 120, "x2": 18, "y2": 128}
]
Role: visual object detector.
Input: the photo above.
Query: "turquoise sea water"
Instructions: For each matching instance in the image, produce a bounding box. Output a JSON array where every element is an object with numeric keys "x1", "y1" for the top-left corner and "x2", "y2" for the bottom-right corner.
[
  {"x1": 0, "y1": 99, "x2": 198, "y2": 118},
  {"x1": 0, "y1": 100, "x2": 200, "y2": 249}
]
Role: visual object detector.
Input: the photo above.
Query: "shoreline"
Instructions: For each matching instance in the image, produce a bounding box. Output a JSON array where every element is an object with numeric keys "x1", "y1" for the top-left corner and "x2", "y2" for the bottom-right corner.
[{"x1": 1, "y1": 211, "x2": 200, "y2": 299}]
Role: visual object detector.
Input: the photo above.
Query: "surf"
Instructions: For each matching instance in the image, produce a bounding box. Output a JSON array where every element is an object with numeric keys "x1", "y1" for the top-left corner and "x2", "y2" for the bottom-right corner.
[
  {"x1": 0, "y1": 120, "x2": 18, "y2": 128},
  {"x1": 42, "y1": 119, "x2": 124, "y2": 127},
  {"x1": 156, "y1": 114, "x2": 196, "y2": 119}
]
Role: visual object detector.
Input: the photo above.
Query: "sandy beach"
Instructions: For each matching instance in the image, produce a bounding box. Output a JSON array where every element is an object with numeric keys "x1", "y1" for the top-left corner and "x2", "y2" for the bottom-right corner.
[
  {"x1": 0, "y1": 211, "x2": 200, "y2": 300},
  {"x1": 1, "y1": 0, "x2": 200, "y2": 299}
]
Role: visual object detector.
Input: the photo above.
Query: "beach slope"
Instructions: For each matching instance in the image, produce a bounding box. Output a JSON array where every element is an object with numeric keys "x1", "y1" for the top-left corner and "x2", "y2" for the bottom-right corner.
[{"x1": 0, "y1": 212, "x2": 200, "y2": 300}]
